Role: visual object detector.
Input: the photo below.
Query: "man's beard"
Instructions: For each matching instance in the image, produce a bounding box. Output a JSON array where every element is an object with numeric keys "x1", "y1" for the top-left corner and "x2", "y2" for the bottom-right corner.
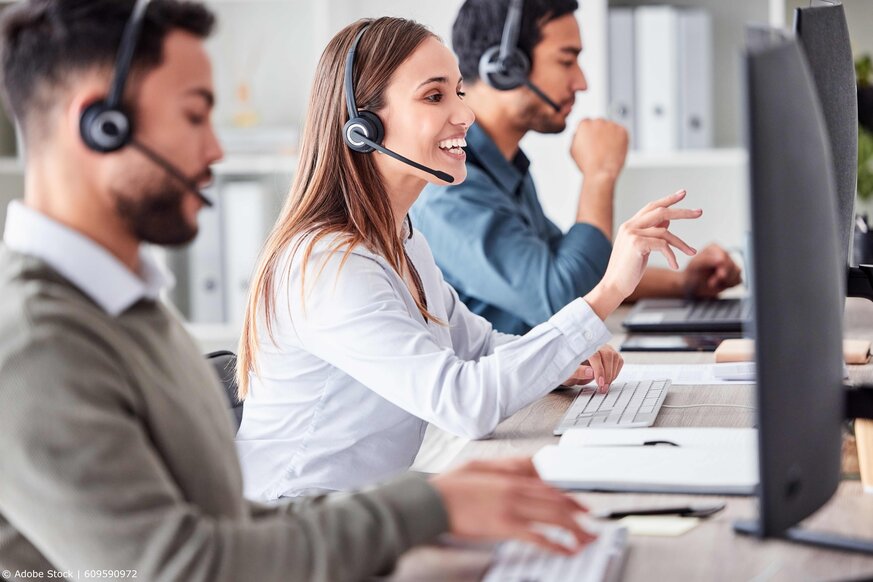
[
  {"x1": 520, "y1": 97, "x2": 567, "y2": 134},
  {"x1": 114, "y1": 172, "x2": 199, "y2": 247}
]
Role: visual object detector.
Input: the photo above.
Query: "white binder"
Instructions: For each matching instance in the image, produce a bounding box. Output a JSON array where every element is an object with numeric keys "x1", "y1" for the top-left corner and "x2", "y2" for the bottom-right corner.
[
  {"x1": 636, "y1": 6, "x2": 679, "y2": 151},
  {"x1": 608, "y1": 8, "x2": 637, "y2": 150},
  {"x1": 678, "y1": 9, "x2": 714, "y2": 149},
  {"x1": 188, "y1": 184, "x2": 225, "y2": 323},
  {"x1": 221, "y1": 180, "x2": 271, "y2": 326}
]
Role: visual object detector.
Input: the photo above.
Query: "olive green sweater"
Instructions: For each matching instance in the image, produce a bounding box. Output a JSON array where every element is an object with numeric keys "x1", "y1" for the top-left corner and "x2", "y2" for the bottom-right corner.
[{"x1": 0, "y1": 246, "x2": 448, "y2": 581}]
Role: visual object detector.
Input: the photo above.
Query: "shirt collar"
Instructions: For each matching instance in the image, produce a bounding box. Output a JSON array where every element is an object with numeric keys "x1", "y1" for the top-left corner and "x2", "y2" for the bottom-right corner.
[
  {"x1": 3, "y1": 200, "x2": 174, "y2": 316},
  {"x1": 465, "y1": 122, "x2": 531, "y2": 196}
]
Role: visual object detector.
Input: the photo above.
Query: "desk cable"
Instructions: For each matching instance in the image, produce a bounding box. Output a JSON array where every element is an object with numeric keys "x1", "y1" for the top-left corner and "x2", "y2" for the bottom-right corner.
[{"x1": 661, "y1": 403, "x2": 755, "y2": 411}]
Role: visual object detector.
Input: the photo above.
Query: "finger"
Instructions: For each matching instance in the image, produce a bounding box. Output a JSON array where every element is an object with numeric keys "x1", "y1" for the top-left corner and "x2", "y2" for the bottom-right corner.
[
  {"x1": 512, "y1": 501, "x2": 597, "y2": 546},
  {"x1": 729, "y1": 269, "x2": 743, "y2": 287},
  {"x1": 568, "y1": 365, "x2": 596, "y2": 385},
  {"x1": 638, "y1": 189, "x2": 687, "y2": 215},
  {"x1": 708, "y1": 272, "x2": 725, "y2": 291},
  {"x1": 637, "y1": 236, "x2": 680, "y2": 270},
  {"x1": 599, "y1": 351, "x2": 617, "y2": 389},
  {"x1": 635, "y1": 206, "x2": 703, "y2": 230},
  {"x1": 638, "y1": 227, "x2": 697, "y2": 257},
  {"x1": 588, "y1": 352, "x2": 605, "y2": 392},
  {"x1": 610, "y1": 353, "x2": 623, "y2": 383},
  {"x1": 659, "y1": 241, "x2": 680, "y2": 270},
  {"x1": 511, "y1": 501, "x2": 597, "y2": 549},
  {"x1": 728, "y1": 262, "x2": 743, "y2": 285},
  {"x1": 512, "y1": 530, "x2": 580, "y2": 556}
]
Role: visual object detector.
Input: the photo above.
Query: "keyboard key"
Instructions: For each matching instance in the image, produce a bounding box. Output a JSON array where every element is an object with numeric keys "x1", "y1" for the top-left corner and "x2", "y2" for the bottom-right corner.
[
  {"x1": 553, "y1": 379, "x2": 673, "y2": 434},
  {"x1": 583, "y1": 392, "x2": 607, "y2": 413},
  {"x1": 601, "y1": 388, "x2": 621, "y2": 409}
]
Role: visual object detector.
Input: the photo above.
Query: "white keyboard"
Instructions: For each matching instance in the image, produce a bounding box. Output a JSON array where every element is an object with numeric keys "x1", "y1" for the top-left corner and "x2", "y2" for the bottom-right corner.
[
  {"x1": 554, "y1": 379, "x2": 671, "y2": 435},
  {"x1": 483, "y1": 524, "x2": 628, "y2": 582}
]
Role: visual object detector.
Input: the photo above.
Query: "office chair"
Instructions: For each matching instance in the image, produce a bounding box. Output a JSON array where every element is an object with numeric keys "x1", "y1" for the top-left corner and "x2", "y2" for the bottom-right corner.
[{"x1": 206, "y1": 350, "x2": 243, "y2": 433}]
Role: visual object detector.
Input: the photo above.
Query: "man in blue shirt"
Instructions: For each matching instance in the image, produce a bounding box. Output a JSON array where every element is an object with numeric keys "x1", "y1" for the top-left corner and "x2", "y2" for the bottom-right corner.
[{"x1": 412, "y1": 0, "x2": 741, "y2": 334}]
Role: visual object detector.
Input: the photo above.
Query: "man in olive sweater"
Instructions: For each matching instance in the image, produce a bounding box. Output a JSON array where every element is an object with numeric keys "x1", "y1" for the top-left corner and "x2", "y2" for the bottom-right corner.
[{"x1": 0, "y1": 1, "x2": 592, "y2": 581}]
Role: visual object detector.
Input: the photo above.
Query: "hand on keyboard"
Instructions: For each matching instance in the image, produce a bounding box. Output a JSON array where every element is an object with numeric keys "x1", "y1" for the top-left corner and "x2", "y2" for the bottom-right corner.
[
  {"x1": 430, "y1": 457, "x2": 598, "y2": 555},
  {"x1": 563, "y1": 345, "x2": 624, "y2": 393},
  {"x1": 681, "y1": 243, "x2": 743, "y2": 298},
  {"x1": 554, "y1": 379, "x2": 672, "y2": 435}
]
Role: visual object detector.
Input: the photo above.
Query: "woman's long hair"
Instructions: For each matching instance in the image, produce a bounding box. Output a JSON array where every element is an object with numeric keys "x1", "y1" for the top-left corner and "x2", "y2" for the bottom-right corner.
[{"x1": 235, "y1": 18, "x2": 439, "y2": 398}]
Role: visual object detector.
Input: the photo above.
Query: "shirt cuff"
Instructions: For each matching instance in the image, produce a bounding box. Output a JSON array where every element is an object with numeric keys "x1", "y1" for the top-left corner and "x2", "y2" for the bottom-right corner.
[
  {"x1": 548, "y1": 297, "x2": 612, "y2": 355},
  {"x1": 365, "y1": 473, "x2": 450, "y2": 550}
]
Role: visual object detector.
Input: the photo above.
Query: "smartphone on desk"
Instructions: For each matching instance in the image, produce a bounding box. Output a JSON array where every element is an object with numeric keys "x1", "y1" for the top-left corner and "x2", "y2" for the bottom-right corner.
[{"x1": 620, "y1": 333, "x2": 742, "y2": 353}]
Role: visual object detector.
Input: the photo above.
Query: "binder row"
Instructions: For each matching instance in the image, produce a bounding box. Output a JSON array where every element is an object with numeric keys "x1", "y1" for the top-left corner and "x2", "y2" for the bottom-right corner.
[
  {"x1": 608, "y1": 6, "x2": 714, "y2": 152},
  {"x1": 169, "y1": 179, "x2": 282, "y2": 326}
]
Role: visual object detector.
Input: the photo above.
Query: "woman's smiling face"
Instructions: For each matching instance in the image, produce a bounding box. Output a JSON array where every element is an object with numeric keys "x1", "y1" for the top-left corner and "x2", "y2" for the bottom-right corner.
[{"x1": 375, "y1": 36, "x2": 476, "y2": 186}]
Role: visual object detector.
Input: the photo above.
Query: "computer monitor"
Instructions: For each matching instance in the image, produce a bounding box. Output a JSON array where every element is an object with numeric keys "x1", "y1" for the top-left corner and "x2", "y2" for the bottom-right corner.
[
  {"x1": 734, "y1": 29, "x2": 873, "y2": 554},
  {"x1": 794, "y1": 1, "x2": 858, "y2": 268}
]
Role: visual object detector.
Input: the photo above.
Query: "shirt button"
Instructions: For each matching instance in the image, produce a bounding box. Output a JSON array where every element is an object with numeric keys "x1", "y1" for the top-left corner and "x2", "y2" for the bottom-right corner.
[{"x1": 583, "y1": 330, "x2": 593, "y2": 341}]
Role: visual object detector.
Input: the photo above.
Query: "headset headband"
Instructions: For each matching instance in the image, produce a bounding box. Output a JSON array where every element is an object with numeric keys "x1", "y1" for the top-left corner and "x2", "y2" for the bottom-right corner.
[
  {"x1": 498, "y1": 0, "x2": 524, "y2": 66},
  {"x1": 107, "y1": 0, "x2": 152, "y2": 108},
  {"x1": 345, "y1": 25, "x2": 369, "y2": 120}
]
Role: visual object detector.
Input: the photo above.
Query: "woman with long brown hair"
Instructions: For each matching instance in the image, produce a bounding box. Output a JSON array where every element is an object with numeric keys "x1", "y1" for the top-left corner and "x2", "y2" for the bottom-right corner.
[{"x1": 234, "y1": 17, "x2": 701, "y2": 500}]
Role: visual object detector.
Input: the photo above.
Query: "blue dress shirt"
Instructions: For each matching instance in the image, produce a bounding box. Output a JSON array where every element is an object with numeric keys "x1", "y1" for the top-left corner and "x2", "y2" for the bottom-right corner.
[{"x1": 412, "y1": 123, "x2": 613, "y2": 335}]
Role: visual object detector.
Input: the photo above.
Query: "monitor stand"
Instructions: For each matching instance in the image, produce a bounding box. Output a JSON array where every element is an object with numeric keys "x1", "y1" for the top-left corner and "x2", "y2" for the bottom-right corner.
[
  {"x1": 732, "y1": 387, "x2": 873, "y2": 554},
  {"x1": 733, "y1": 520, "x2": 873, "y2": 554}
]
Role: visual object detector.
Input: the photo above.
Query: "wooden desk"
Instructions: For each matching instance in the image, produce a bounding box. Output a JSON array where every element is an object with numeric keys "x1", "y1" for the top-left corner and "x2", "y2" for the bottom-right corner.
[{"x1": 392, "y1": 299, "x2": 873, "y2": 581}]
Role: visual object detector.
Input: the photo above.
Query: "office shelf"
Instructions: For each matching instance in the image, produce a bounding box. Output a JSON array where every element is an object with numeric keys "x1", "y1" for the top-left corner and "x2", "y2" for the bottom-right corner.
[
  {"x1": 214, "y1": 154, "x2": 297, "y2": 176},
  {"x1": 625, "y1": 148, "x2": 747, "y2": 170}
]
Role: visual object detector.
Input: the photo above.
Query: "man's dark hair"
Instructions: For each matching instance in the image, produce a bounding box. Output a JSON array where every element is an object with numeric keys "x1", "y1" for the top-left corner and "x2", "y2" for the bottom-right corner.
[
  {"x1": 0, "y1": 0, "x2": 215, "y2": 142},
  {"x1": 452, "y1": 0, "x2": 578, "y2": 84}
]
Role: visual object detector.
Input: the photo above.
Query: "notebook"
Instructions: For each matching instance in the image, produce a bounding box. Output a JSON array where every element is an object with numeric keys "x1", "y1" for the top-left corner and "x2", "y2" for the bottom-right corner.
[{"x1": 533, "y1": 428, "x2": 758, "y2": 495}]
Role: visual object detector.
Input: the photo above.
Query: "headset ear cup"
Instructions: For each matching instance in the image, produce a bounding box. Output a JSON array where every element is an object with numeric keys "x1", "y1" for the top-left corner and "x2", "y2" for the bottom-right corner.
[
  {"x1": 358, "y1": 111, "x2": 384, "y2": 145},
  {"x1": 79, "y1": 101, "x2": 132, "y2": 153},
  {"x1": 478, "y1": 46, "x2": 530, "y2": 91},
  {"x1": 343, "y1": 110, "x2": 384, "y2": 154}
]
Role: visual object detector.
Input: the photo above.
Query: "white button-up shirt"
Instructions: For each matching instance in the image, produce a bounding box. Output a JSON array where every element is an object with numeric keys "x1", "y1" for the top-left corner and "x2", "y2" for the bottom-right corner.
[
  {"x1": 3, "y1": 201, "x2": 172, "y2": 314},
  {"x1": 235, "y1": 229, "x2": 610, "y2": 500}
]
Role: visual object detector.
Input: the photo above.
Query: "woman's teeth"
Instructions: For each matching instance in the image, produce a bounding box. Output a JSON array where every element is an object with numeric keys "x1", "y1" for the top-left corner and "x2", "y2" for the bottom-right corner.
[{"x1": 438, "y1": 137, "x2": 467, "y2": 154}]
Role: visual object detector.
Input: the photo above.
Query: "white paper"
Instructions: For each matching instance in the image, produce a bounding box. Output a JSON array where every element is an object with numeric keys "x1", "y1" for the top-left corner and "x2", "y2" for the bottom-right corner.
[
  {"x1": 614, "y1": 363, "x2": 753, "y2": 385},
  {"x1": 612, "y1": 362, "x2": 848, "y2": 384}
]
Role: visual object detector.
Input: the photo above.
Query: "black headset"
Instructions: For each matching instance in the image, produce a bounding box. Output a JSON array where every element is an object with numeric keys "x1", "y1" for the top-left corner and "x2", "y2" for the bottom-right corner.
[
  {"x1": 79, "y1": 0, "x2": 149, "y2": 153},
  {"x1": 342, "y1": 24, "x2": 454, "y2": 184},
  {"x1": 79, "y1": 0, "x2": 212, "y2": 206},
  {"x1": 478, "y1": 0, "x2": 561, "y2": 112}
]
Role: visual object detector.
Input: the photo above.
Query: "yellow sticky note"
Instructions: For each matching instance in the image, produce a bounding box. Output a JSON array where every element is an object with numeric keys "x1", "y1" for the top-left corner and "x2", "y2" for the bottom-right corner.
[{"x1": 618, "y1": 516, "x2": 700, "y2": 536}]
